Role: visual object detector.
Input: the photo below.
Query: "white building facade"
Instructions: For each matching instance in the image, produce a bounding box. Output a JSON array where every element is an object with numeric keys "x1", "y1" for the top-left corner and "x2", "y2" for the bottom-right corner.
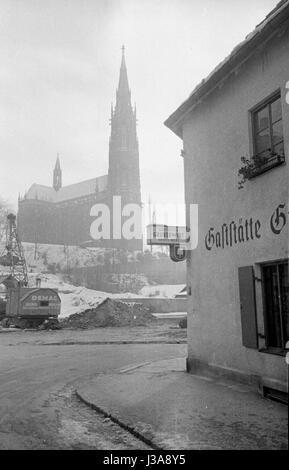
[{"x1": 165, "y1": 1, "x2": 289, "y2": 397}]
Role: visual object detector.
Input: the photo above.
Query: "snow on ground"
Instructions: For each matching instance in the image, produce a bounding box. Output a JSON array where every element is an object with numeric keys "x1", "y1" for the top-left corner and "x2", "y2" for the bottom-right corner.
[
  {"x1": 139, "y1": 284, "x2": 185, "y2": 298},
  {"x1": 26, "y1": 273, "x2": 185, "y2": 319},
  {"x1": 27, "y1": 273, "x2": 146, "y2": 318},
  {"x1": 28, "y1": 273, "x2": 108, "y2": 318},
  {"x1": 23, "y1": 243, "x2": 108, "y2": 272}
]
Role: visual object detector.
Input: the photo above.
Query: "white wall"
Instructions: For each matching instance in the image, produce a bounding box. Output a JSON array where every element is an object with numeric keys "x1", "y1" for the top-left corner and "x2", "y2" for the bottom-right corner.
[{"x1": 183, "y1": 32, "x2": 289, "y2": 385}]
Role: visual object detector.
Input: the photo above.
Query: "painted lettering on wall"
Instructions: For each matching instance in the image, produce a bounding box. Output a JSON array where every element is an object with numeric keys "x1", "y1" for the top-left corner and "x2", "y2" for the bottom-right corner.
[
  {"x1": 205, "y1": 218, "x2": 261, "y2": 251},
  {"x1": 205, "y1": 203, "x2": 287, "y2": 251},
  {"x1": 270, "y1": 203, "x2": 287, "y2": 235}
]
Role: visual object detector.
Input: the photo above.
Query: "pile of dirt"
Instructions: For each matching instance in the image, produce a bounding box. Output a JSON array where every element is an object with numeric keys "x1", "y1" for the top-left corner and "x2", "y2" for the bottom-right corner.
[{"x1": 60, "y1": 298, "x2": 155, "y2": 329}]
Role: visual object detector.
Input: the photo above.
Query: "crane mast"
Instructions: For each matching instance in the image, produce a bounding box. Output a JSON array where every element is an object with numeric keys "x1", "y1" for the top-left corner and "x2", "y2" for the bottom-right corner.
[{"x1": 0, "y1": 213, "x2": 28, "y2": 286}]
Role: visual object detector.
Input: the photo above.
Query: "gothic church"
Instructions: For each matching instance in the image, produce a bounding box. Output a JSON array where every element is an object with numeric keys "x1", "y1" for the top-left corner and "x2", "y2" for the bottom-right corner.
[{"x1": 18, "y1": 49, "x2": 142, "y2": 251}]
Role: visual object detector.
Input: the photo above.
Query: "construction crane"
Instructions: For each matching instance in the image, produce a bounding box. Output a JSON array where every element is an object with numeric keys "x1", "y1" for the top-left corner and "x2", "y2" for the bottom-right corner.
[
  {"x1": 0, "y1": 213, "x2": 61, "y2": 328},
  {"x1": 0, "y1": 213, "x2": 28, "y2": 286}
]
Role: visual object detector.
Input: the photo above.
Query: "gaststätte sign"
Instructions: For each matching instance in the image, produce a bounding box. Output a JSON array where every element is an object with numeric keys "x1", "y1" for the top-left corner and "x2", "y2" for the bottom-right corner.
[
  {"x1": 205, "y1": 217, "x2": 261, "y2": 251},
  {"x1": 204, "y1": 202, "x2": 288, "y2": 251}
]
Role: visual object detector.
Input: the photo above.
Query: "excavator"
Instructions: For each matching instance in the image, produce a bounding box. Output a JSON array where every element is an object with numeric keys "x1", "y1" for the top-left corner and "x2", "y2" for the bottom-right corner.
[{"x1": 0, "y1": 213, "x2": 61, "y2": 328}]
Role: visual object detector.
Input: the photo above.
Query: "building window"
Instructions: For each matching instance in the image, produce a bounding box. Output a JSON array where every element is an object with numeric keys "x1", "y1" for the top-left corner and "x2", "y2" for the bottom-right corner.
[
  {"x1": 262, "y1": 261, "x2": 288, "y2": 352},
  {"x1": 251, "y1": 93, "x2": 285, "y2": 176}
]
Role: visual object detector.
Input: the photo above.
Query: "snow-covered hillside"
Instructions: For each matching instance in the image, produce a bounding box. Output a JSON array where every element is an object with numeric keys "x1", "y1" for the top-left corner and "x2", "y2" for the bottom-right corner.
[
  {"x1": 23, "y1": 243, "x2": 113, "y2": 272},
  {"x1": 1, "y1": 243, "x2": 186, "y2": 318},
  {"x1": 27, "y1": 273, "x2": 148, "y2": 318},
  {"x1": 27, "y1": 273, "x2": 185, "y2": 319}
]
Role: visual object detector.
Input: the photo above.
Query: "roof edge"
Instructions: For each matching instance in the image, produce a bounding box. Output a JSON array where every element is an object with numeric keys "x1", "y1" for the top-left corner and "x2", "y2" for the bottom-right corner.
[{"x1": 164, "y1": 1, "x2": 289, "y2": 138}]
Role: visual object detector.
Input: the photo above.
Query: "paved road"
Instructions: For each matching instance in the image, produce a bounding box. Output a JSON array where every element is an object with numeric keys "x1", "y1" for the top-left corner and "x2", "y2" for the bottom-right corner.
[{"x1": 0, "y1": 333, "x2": 186, "y2": 449}]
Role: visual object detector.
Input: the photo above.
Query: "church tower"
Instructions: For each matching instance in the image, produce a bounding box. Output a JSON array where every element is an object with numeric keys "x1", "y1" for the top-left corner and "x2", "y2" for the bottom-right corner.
[
  {"x1": 108, "y1": 47, "x2": 141, "y2": 207},
  {"x1": 53, "y1": 155, "x2": 62, "y2": 191}
]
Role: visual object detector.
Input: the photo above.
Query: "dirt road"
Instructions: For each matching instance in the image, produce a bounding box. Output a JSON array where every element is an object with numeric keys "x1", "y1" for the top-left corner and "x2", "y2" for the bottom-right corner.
[{"x1": 0, "y1": 329, "x2": 186, "y2": 449}]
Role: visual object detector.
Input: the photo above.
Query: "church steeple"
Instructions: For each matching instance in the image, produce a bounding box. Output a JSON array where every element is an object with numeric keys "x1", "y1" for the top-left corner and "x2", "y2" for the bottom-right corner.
[
  {"x1": 108, "y1": 47, "x2": 141, "y2": 206},
  {"x1": 53, "y1": 154, "x2": 62, "y2": 191},
  {"x1": 116, "y1": 46, "x2": 131, "y2": 108}
]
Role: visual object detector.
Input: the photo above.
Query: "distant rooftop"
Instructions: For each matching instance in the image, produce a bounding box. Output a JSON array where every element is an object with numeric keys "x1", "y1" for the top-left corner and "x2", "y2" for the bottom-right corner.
[{"x1": 24, "y1": 174, "x2": 107, "y2": 203}]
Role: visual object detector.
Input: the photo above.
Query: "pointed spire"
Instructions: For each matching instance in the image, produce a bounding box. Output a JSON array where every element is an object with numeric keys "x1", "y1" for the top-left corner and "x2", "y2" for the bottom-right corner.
[
  {"x1": 108, "y1": 46, "x2": 141, "y2": 211},
  {"x1": 55, "y1": 152, "x2": 61, "y2": 169},
  {"x1": 116, "y1": 45, "x2": 130, "y2": 104},
  {"x1": 53, "y1": 153, "x2": 62, "y2": 191},
  {"x1": 120, "y1": 45, "x2": 126, "y2": 73}
]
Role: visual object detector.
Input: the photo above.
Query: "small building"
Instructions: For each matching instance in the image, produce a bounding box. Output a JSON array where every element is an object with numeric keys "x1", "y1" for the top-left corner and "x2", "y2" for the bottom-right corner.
[{"x1": 165, "y1": 1, "x2": 289, "y2": 397}]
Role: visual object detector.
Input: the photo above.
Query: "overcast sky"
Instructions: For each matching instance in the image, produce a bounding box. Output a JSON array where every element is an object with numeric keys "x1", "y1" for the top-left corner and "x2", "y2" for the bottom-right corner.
[{"x1": 1, "y1": 0, "x2": 278, "y2": 220}]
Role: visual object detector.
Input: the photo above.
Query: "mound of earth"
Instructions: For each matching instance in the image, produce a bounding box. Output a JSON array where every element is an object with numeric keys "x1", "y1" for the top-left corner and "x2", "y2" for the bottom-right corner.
[{"x1": 60, "y1": 298, "x2": 155, "y2": 329}]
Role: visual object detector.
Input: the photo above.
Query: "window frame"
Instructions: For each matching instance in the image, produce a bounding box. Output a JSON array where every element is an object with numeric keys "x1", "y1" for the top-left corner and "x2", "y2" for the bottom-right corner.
[
  {"x1": 250, "y1": 91, "x2": 285, "y2": 178},
  {"x1": 260, "y1": 259, "x2": 288, "y2": 356}
]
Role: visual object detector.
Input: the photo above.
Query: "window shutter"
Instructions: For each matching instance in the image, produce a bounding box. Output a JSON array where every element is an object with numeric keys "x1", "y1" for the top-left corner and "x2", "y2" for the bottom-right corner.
[{"x1": 238, "y1": 266, "x2": 258, "y2": 349}]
